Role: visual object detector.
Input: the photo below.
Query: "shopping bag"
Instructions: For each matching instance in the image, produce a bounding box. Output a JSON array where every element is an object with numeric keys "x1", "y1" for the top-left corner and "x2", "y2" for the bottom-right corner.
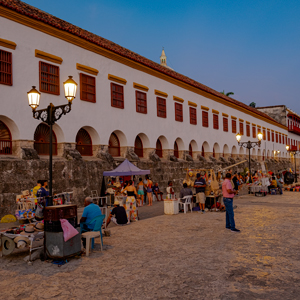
[{"x1": 60, "y1": 219, "x2": 79, "y2": 242}]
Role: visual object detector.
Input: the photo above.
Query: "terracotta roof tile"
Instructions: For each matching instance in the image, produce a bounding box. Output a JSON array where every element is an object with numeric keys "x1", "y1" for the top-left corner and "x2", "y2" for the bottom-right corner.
[{"x1": 0, "y1": 0, "x2": 285, "y2": 128}]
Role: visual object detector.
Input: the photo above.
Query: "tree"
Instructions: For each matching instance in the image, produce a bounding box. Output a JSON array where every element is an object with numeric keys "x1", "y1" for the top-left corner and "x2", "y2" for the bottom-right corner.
[
  {"x1": 249, "y1": 102, "x2": 256, "y2": 108},
  {"x1": 221, "y1": 90, "x2": 234, "y2": 97}
]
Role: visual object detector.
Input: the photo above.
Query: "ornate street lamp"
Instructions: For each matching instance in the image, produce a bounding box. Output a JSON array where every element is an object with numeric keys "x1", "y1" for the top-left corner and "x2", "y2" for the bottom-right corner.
[
  {"x1": 236, "y1": 131, "x2": 262, "y2": 179},
  {"x1": 27, "y1": 76, "x2": 78, "y2": 206},
  {"x1": 286, "y1": 145, "x2": 299, "y2": 183}
]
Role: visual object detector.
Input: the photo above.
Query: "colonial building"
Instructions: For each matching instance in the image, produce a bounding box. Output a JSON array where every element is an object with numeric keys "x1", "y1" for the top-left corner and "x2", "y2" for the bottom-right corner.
[{"x1": 0, "y1": 0, "x2": 298, "y2": 163}]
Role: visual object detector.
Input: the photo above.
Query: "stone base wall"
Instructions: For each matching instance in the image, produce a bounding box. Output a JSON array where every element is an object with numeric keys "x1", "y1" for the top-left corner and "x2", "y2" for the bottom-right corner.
[{"x1": 0, "y1": 155, "x2": 293, "y2": 217}]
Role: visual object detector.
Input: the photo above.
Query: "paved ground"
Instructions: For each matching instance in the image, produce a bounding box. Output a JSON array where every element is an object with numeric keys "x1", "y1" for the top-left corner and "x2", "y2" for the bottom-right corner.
[{"x1": 1, "y1": 193, "x2": 300, "y2": 299}]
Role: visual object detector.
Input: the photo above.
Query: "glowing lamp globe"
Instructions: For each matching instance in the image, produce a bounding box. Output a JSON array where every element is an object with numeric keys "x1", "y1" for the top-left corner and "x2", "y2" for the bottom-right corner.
[
  {"x1": 236, "y1": 133, "x2": 242, "y2": 143},
  {"x1": 257, "y1": 132, "x2": 263, "y2": 141},
  {"x1": 63, "y1": 76, "x2": 78, "y2": 102},
  {"x1": 27, "y1": 86, "x2": 41, "y2": 110}
]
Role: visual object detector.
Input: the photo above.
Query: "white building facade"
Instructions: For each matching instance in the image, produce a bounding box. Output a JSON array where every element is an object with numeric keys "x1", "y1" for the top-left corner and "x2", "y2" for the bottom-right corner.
[{"x1": 0, "y1": 0, "x2": 299, "y2": 163}]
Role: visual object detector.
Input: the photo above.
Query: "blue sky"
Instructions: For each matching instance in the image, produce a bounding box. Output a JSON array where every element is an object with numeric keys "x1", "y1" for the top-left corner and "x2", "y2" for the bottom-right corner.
[{"x1": 24, "y1": 0, "x2": 300, "y2": 111}]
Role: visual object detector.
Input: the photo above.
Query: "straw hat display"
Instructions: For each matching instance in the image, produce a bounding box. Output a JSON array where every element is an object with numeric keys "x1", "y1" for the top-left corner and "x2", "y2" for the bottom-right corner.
[
  {"x1": 34, "y1": 222, "x2": 44, "y2": 231},
  {"x1": 14, "y1": 236, "x2": 30, "y2": 249},
  {"x1": 24, "y1": 225, "x2": 35, "y2": 234}
]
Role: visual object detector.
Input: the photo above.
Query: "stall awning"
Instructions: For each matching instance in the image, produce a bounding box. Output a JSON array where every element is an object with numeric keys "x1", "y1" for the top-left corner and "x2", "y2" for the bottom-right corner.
[{"x1": 103, "y1": 159, "x2": 150, "y2": 176}]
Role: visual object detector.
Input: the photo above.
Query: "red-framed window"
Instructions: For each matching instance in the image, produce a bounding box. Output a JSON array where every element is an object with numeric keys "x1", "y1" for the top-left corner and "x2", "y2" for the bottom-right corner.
[
  {"x1": 134, "y1": 136, "x2": 143, "y2": 157},
  {"x1": 76, "y1": 128, "x2": 93, "y2": 156},
  {"x1": 0, "y1": 120, "x2": 12, "y2": 154},
  {"x1": 136, "y1": 90, "x2": 147, "y2": 114},
  {"x1": 34, "y1": 123, "x2": 57, "y2": 155},
  {"x1": 223, "y1": 118, "x2": 228, "y2": 132},
  {"x1": 190, "y1": 107, "x2": 197, "y2": 125},
  {"x1": 246, "y1": 124, "x2": 250, "y2": 137},
  {"x1": 156, "y1": 139, "x2": 162, "y2": 157},
  {"x1": 252, "y1": 126, "x2": 256, "y2": 138},
  {"x1": 202, "y1": 111, "x2": 208, "y2": 127},
  {"x1": 111, "y1": 83, "x2": 124, "y2": 109},
  {"x1": 0, "y1": 49, "x2": 12, "y2": 86},
  {"x1": 276, "y1": 133, "x2": 278, "y2": 143},
  {"x1": 157, "y1": 97, "x2": 166, "y2": 118},
  {"x1": 80, "y1": 73, "x2": 96, "y2": 103},
  {"x1": 108, "y1": 132, "x2": 120, "y2": 156},
  {"x1": 213, "y1": 114, "x2": 219, "y2": 129},
  {"x1": 189, "y1": 143, "x2": 193, "y2": 157},
  {"x1": 272, "y1": 132, "x2": 274, "y2": 142},
  {"x1": 239, "y1": 122, "x2": 244, "y2": 135},
  {"x1": 232, "y1": 120, "x2": 237, "y2": 133},
  {"x1": 175, "y1": 103, "x2": 183, "y2": 122},
  {"x1": 267, "y1": 131, "x2": 270, "y2": 141},
  {"x1": 39, "y1": 61, "x2": 59, "y2": 95},
  {"x1": 288, "y1": 138, "x2": 290, "y2": 146},
  {"x1": 263, "y1": 129, "x2": 266, "y2": 140},
  {"x1": 174, "y1": 141, "x2": 179, "y2": 158}
]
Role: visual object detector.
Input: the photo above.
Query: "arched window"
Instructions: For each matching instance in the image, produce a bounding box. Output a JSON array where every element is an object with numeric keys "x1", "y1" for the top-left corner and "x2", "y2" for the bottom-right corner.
[
  {"x1": 189, "y1": 143, "x2": 193, "y2": 157},
  {"x1": 202, "y1": 146, "x2": 205, "y2": 157},
  {"x1": 134, "y1": 136, "x2": 143, "y2": 157},
  {"x1": 0, "y1": 121, "x2": 12, "y2": 155},
  {"x1": 174, "y1": 141, "x2": 179, "y2": 158},
  {"x1": 213, "y1": 147, "x2": 215, "y2": 158},
  {"x1": 156, "y1": 139, "x2": 162, "y2": 158},
  {"x1": 108, "y1": 133, "x2": 120, "y2": 157},
  {"x1": 263, "y1": 153, "x2": 265, "y2": 161},
  {"x1": 34, "y1": 123, "x2": 57, "y2": 155},
  {"x1": 76, "y1": 128, "x2": 92, "y2": 156}
]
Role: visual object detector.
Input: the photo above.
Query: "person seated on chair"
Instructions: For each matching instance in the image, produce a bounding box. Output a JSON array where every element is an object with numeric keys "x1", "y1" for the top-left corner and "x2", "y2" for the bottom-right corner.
[
  {"x1": 80, "y1": 197, "x2": 103, "y2": 232},
  {"x1": 268, "y1": 176, "x2": 278, "y2": 194},
  {"x1": 106, "y1": 199, "x2": 128, "y2": 226},
  {"x1": 179, "y1": 183, "x2": 193, "y2": 203},
  {"x1": 153, "y1": 182, "x2": 164, "y2": 201}
]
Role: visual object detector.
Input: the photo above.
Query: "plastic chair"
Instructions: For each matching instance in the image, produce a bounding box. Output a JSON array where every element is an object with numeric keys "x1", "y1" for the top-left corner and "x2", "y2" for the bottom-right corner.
[
  {"x1": 178, "y1": 195, "x2": 193, "y2": 213},
  {"x1": 80, "y1": 214, "x2": 105, "y2": 253}
]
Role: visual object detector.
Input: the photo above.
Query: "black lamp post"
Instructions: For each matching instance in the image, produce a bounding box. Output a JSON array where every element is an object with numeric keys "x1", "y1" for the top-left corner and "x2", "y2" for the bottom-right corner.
[
  {"x1": 236, "y1": 132, "x2": 263, "y2": 178},
  {"x1": 27, "y1": 76, "x2": 78, "y2": 206},
  {"x1": 286, "y1": 145, "x2": 299, "y2": 183}
]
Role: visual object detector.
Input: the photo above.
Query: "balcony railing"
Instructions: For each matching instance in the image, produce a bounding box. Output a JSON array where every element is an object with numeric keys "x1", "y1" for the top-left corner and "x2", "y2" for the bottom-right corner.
[
  {"x1": 289, "y1": 145, "x2": 298, "y2": 151},
  {"x1": 0, "y1": 140, "x2": 12, "y2": 154},
  {"x1": 34, "y1": 142, "x2": 57, "y2": 155},
  {"x1": 288, "y1": 123, "x2": 300, "y2": 135}
]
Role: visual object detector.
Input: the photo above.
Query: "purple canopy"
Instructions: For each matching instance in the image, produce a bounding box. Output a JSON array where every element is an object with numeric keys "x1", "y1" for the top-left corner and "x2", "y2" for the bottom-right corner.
[{"x1": 103, "y1": 159, "x2": 150, "y2": 176}]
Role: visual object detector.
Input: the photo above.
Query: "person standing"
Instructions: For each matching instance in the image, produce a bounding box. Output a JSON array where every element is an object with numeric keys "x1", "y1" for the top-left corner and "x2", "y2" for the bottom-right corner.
[
  {"x1": 194, "y1": 173, "x2": 206, "y2": 213},
  {"x1": 222, "y1": 173, "x2": 240, "y2": 232},
  {"x1": 137, "y1": 178, "x2": 144, "y2": 206},
  {"x1": 145, "y1": 175, "x2": 153, "y2": 206},
  {"x1": 122, "y1": 180, "x2": 138, "y2": 222}
]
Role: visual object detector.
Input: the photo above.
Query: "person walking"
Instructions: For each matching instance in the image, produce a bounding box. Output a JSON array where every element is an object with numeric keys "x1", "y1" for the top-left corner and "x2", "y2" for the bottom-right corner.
[
  {"x1": 222, "y1": 173, "x2": 240, "y2": 232},
  {"x1": 122, "y1": 180, "x2": 138, "y2": 222},
  {"x1": 145, "y1": 175, "x2": 153, "y2": 206},
  {"x1": 194, "y1": 172, "x2": 206, "y2": 213}
]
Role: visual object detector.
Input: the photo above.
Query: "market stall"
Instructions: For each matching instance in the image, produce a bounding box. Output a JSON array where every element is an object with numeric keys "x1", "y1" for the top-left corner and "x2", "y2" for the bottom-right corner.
[{"x1": 103, "y1": 159, "x2": 150, "y2": 205}]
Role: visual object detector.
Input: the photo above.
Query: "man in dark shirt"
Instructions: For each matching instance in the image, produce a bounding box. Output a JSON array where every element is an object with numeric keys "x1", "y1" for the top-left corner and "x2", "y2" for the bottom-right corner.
[
  {"x1": 194, "y1": 172, "x2": 206, "y2": 213},
  {"x1": 106, "y1": 199, "x2": 129, "y2": 226},
  {"x1": 37, "y1": 180, "x2": 49, "y2": 206}
]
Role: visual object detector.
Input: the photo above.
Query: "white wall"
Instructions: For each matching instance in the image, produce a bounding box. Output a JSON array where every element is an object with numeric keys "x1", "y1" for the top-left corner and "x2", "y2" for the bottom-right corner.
[{"x1": 0, "y1": 16, "x2": 298, "y2": 157}]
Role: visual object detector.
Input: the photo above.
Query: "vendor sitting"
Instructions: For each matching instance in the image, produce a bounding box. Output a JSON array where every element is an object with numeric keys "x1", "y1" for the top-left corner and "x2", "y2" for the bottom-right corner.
[
  {"x1": 179, "y1": 183, "x2": 193, "y2": 203},
  {"x1": 153, "y1": 182, "x2": 164, "y2": 201},
  {"x1": 80, "y1": 197, "x2": 103, "y2": 232},
  {"x1": 105, "y1": 199, "x2": 128, "y2": 226}
]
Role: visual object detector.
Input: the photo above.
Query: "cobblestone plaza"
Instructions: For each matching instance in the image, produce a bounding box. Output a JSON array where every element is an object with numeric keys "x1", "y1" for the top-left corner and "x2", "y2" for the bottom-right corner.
[{"x1": 1, "y1": 193, "x2": 300, "y2": 299}]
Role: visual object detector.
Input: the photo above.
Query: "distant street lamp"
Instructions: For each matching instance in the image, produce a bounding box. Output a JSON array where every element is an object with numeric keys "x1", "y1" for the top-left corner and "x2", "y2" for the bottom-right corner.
[
  {"x1": 27, "y1": 76, "x2": 78, "y2": 206},
  {"x1": 236, "y1": 132, "x2": 262, "y2": 178},
  {"x1": 286, "y1": 145, "x2": 300, "y2": 183}
]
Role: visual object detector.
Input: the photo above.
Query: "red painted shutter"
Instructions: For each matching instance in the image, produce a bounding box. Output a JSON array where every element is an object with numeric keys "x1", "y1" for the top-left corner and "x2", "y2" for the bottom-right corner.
[
  {"x1": 213, "y1": 114, "x2": 219, "y2": 129},
  {"x1": 223, "y1": 118, "x2": 228, "y2": 132},
  {"x1": 175, "y1": 103, "x2": 183, "y2": 122},
  {"x1": 202, "y1": 111, "x2": 209, "y2": 127},
  {"x1": 189, "y1": 107, "x2": 197, "y2": 125},
  {"x1": 232, "y1": 120, "x2": 236, "y2": 133},
  {"x1": 239, "y1": 122, "x2": 244, "y2": 135},
  {"x1": 0, "y1": 50, "x2": 12, "y2": 85}
]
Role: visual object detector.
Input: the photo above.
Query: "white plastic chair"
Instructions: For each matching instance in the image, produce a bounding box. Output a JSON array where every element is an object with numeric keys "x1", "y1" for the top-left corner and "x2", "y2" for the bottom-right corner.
[{"x1": 178, "y1": 195, "x2": 193, "y2": 213}]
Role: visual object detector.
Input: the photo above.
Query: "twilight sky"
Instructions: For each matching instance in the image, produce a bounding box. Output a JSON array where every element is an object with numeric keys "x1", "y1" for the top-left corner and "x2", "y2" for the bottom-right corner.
[{"x1": 23, "y1": 0, "x2": 300, "y2": 111}]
